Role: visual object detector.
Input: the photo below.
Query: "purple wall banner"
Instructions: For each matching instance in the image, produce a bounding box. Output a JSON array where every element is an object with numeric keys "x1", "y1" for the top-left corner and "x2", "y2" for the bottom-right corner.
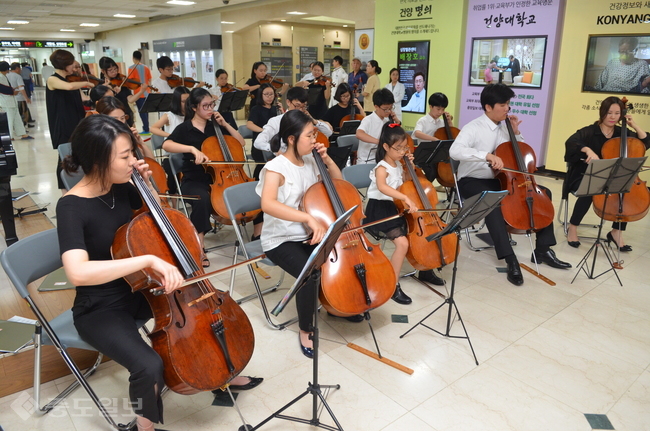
[{"x1": 459, "y1": 0, "x2": 564, "y2": 165}]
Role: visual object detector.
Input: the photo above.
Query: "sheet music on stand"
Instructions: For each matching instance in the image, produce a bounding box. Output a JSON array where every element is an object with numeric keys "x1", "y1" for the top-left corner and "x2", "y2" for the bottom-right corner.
[
  {"x1": 218, "y1": 90, "x2": 248, "y2": 113},
  {"x1": 574, "y1": 157, "x2": 646, "y2": 198},
  {"x1": 139, "y1": 93, "x2": 173, "y2": 113},
  {"x1": 413, "y1": 139, "x2": 454, "y2": 168}
]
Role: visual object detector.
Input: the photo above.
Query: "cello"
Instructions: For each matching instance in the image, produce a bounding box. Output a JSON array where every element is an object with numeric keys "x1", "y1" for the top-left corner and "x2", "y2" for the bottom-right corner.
[
  {"x1": 112, "y1": 167, "x2": 254, "y2": 394},
  {"x1": 432, "y1": 113, "x2": 459, "y2": 188},
  {"x1": 338, "y1": 88, "x2": 365, "y2": 128},
  {"x1": 302, "y1": 149, "x2": 396, "y2": 317},
  {"x1": 395, "y1": 155, "x2": 457, "y2": 270},
  {"x1": 592, "y1": 98, "x2": 650, "y2": 222},
  {"x1": 201, "y1": 118, "x2": 260, "y2": 225},
  {"x1": 494, "y1": 116, "x2": 554, "y2": 234}
]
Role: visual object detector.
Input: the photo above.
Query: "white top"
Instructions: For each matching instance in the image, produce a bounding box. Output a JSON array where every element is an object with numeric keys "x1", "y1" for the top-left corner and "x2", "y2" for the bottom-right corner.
[
  {"x1": 7, "y1": 72, "x2": 25, "y2": 102},
  {"x1": 328, "y1": 66, "x2": 348, "y2": 108},
  {"x1": 151, "y1": 77, "x2": 173, "y2": 94},
  {"x1": 165, "y1": 112, "x2": 184, "y2": 134},
  {"x1": 357, "y1": 112, "x2": 388, "y2": 164},
  {"x1": 413, "y1": 114, "x2": 444, "y2": 144},
  {"x1": 253, "y1": 112, "x2": 333, "y2": 153},
  {"x1": 449, "y1": 113, "x2": 524, "y2": 180},
  {"x1": 403, "y1": 89, "x2": 426, "y2": 113},
  {"x1": 0, "y1": 73, "x2": 17, "y2": 108},
  {"x1": 301, "y1": 72, "x2": 314, "y2": 82},
  {"x1": 256, "y1": 154, "x2": 320, "y2": 251},
  {"x1": 367, "y1": 160, "x2": 403, "y2": 201},
  {"x1": 385, "y1": 82, "x2": 405, "y2": 121}
]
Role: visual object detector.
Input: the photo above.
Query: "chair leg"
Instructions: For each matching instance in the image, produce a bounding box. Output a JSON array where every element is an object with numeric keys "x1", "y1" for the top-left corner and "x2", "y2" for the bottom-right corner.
[{"x1": 246, "y1": 264, "x2": 297, "y2": 330}]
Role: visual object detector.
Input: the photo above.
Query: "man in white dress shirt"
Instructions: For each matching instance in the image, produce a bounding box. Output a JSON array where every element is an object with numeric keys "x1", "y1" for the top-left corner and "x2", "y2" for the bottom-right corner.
[
  {"x1": 254, "y1": 87, "x2": 332, "y2": 153},
  {"x1": 402, "y1": 72, "x2": 426, "y2": 113},
  {"x1": 329, "y1": 56, "x2": 347, "y2": 108},
  {"x1": 449, "y1": 84, "x2": 570, "y2": 286}
]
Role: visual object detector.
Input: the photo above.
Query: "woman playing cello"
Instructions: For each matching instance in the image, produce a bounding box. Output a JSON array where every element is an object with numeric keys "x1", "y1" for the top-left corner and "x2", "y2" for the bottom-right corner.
[
  {"x1": 322, "y1": 83, "x2": 365, "y2": 134},
  {"x1": 162, "y1": 88, "x2": 246, "y2": 266},
  {"x1": 564, "y1": 96, "x2": 650, "y2": 251}
]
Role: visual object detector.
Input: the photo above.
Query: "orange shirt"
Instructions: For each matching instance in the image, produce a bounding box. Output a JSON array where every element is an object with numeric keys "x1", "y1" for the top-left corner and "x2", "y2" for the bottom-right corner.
[{"x1": 128, "y1": 63, "x2": 152, "y2": 98}]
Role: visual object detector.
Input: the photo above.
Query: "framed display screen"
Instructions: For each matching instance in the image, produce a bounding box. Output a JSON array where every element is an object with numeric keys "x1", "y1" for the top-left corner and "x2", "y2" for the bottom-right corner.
[{"x1": 397, "y1": 40, "x2": 430, "y2": 114}]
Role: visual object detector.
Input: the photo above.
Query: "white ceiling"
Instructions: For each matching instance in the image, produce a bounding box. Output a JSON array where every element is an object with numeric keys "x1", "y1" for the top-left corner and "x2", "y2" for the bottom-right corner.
[{"x1": 0, "y1": 0, "x2": 258, "y2": 34}]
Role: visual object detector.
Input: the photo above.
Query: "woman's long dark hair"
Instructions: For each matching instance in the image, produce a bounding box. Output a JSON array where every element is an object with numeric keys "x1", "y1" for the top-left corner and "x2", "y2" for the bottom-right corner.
[
  {"x1": 270, "y1": 110, "x2": 312, "y2": 159},
  {"x1": 598, "y1": 96, "x2": 625, "y2": 125},
  {"x1": 184, "y1": 87, "x2": 212, "y2": 121},
  {"x1": 63, "y1": 115, "x2": 136, "y2": 187},
  {"x1": 250, "y1": 61, "x2": 266, "y2": 80},
  {"x1": 171, "y1": 86, "x2": 191, "y2": 117}
]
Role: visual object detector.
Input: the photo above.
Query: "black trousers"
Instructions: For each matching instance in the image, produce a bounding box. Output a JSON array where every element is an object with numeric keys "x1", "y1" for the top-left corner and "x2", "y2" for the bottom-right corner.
[
  {"x1": 457, "y1": 177, "x2": 556, "y2": 259},
  {"x1": 265, "y1": 241, "x2": 318, "y2": 332},
  {"x1": 136, "y1": 98, "x2": 149, "y2": 132},
  {"x1": 180, "y1": 179, "x2": 212, "y2": 234},
  {"x1": 73, "y1": 290, "x2": 164, "y2": 424},
  {"x1": 569, "y1": 194, "x2": 626, "y2": 231}
]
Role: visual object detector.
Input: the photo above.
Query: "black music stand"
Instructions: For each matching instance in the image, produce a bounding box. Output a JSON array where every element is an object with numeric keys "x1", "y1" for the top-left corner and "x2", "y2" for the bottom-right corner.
[
  {"x1": 571, "y1": 157, "x2": 646, "y2": 286},
  {"x1": 400, "y1": 190, "x2": 507, "y2": 366},
  {"x1": 413, "y1": 139, "x2": 454, "y2": 168},
  {"x1": 219, "y1": 90, "x2": 248, "y2": 113},
  {"x1": 139, "y1": 93, "x2": 173, "y2": 113},
  {"x1": 246, "y1": 206, "x2": 358, "y2": 431},
  {"x1": 339, "y1": 120, "x2": 360, "y2": 136}
]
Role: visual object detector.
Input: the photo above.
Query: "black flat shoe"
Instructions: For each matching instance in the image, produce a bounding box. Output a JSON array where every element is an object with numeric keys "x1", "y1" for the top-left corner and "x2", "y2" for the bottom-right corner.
[
  {"x1": 417, "y1": 269, "x2": 444, "y2": 286},
  {"x1": 226, "y1": 376, "x2": 263, "y2": 391},
  {"x1": 532, "y1": 249, "x2": 572, "y2": 269},
  {"x1": 607, "y1": 232, "x2": 632, "y2": 252},
  {"x1": 506, "y1": 258, "x2": 524, "y2": 286},
  {"x1": 299, "y1": 334, "x2": 314, "y2": 359},
  {"x1": 391, "y1": 283, "x2": 412, "y2": 304},
  {"x1": 567, "y1": 240, "x2": 580, "y2": 248},
  {"x1": 326, "y1": 311, "x2": 365, "y2": 322}
]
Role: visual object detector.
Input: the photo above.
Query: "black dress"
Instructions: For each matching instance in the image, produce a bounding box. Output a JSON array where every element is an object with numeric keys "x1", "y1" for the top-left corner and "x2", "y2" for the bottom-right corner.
[
  {"x1": 114, "y1": 86, "x2": 135, "y2": 127},
  {"x1": 323, "y1": 104, "x2": 361, "y2": 133},
  {"x1": 245, "y1": 77, "x2": 263, "y2": 108},
  {"x1": 56, "y1": 183, "x2": 165, "y2": 424},
  {"x1": 248, "y1": 104, "x2": 278, "y2": 179},
  {"x1": 46, "y1": 73, "x2": 86, "y2": 189},
  {"x1": 306, "y1": 81, "x2": 328, "y2": 120},
  {"x1": 564, "y1": 123, "x2": 650, "y2": 230}
]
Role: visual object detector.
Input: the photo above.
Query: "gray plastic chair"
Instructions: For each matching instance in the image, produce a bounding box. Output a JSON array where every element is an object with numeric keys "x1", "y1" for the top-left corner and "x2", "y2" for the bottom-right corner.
[
  {"x1": 57, "y1": 143, "x2": 72, "y2": 160},
  {"x1": 337, "y1": 134, "x2": 359, "y2": 152},
  {"x1": 60, "y1": 169, "x2": 84, "y2": 190},
  {"x1": 167, "y1": 153, "x2": 189, "y2": 217},
  {"x1": 342, "y1": 163, "x2": 376, "y2": 200},
  {"x1": 150, "y1": 134, "x2": 165, "y2": 154},
  {"x1": 238, "y1": 125, "x2": 253, "y2": 140},
  {"x1": 222, "y1": 182, "x2": 295, "y2": 330},
  {"x1": 0, "y1": 229, "x2": 139, "y2": 430}
]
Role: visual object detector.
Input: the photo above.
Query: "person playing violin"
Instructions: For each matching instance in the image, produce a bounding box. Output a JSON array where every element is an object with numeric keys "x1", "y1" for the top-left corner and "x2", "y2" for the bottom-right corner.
[
  {"x1": 256, "y1": 109, "x2": 342, "y2": 358},
  {"x1": 152, "y1": 56, "x2": 176, "y2": 94},
  {"x1": 449, "y1": 84, "x2": 571, "y2": 286},
  {"x1": 322, "y1": 83, "x2": 365, "y2": 134},
  {"x1": 98, "y1": 56, "x2": 144, "y2": 127},
  {"x1": 243, "y1": 61, "x2": 289, "y2": 108},
  {"x1": 162, "y1": 87, "x2": 246, "y2": 267},
  {"x1": 209, "y1": 69, "x2": 238, "y2": 131},
  {"x1": 46, "y1": 49, "x2": 94, "y2": 193},
  {"x1": 296, "y1": 61, "x2": 331, "y2": 120},
  {"x1": 564, "y1": 96, "x2": 650, "y2": 252},
  {"x1": 364, "y1": 123, "x2": 444, "y2": 305}
]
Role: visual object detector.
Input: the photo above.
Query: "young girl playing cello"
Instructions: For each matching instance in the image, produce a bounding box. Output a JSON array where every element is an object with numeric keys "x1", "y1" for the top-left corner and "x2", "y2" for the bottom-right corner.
[
  {"x1": 364, "y1": 123, "x2": 444, "y2": 306},
  {"x1": 257, "y1": 109, "x2": 341, "y2": 358}
]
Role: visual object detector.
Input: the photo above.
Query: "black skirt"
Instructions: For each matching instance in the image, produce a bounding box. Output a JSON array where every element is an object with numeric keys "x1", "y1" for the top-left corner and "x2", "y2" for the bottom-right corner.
[{"x1": 364, "y1": 198, "x2": 406, "y2": 240}]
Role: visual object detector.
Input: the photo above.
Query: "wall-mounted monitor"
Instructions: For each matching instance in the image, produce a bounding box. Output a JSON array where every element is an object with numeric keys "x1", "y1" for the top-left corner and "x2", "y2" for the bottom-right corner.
[
  {"x1": 582, "y1": 34, "x2": 650, "y2": 96},
  {"x1": 468, "y1": 36, "x2": 547, "y2": 89}
]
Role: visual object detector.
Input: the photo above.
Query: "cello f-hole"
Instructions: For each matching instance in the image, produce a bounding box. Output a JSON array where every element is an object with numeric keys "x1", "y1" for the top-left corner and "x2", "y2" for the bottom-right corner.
[{"x1": 173, "y1": 291, "x2": 188, "y2": 328}]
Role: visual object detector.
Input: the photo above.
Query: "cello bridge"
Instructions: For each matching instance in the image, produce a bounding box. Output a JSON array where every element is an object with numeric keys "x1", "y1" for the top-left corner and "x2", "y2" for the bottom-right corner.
[
  {"x1": 187, "y1": 291, "x2": 215, "y2": 307},
  {"x1": 518, "y1": 180, "x2": 532, "y2": 188},
  {"x1": 342, "y1": 240, "x2": 360, "y2": 249}
]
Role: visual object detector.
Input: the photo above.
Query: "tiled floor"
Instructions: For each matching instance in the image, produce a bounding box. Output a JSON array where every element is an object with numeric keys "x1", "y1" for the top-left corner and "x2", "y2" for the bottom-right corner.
[{"x1": 1, "y1": 90, "x2": 649, "y2": 430}]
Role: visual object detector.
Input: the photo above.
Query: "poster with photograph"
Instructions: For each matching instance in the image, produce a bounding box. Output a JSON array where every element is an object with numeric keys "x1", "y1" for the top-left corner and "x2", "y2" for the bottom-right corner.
[
  {"x1": 355, "y1": 29, "x2": 374, "y2": 68},
  {"x1": 170, "y1": 51, "x2": 181, "y2": 73},
  {"x1": 398, "y1": 40, "x2": 430, "y2": 114},
  {"x1": 201, "y1": 51, "x2": 215, "y2": 88},
  {"x1": 184, "y1": 51, "x2": 197, "y2": 80}
]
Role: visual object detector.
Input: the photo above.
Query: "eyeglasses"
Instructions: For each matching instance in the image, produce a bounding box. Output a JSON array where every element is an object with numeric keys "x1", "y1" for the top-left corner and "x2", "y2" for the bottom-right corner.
[
  {"x1": 200, "y1": 102, "x2": 216, "y2": 110},
  {"x1": 291, "y1": 102, "x2": 308, "y2": 110},
  {"x1": 106, "y1": 67, "x2": 119, "y2": 74},
  {"x1": 390, "y1": 145, "x2": 409, "y2": 153},
  {"x1": 379, "y1": 106, "x2": 393, "y2": 113}
]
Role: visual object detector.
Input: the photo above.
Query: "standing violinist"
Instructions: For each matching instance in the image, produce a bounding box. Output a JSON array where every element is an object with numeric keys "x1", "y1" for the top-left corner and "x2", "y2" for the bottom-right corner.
[
  {"x1": 243, "y1": 61, "x2": 289, "y2": 109},
  {"x1": 151, "y1": 56, "x2": 176, "y2": 94},
  {"x1": 564, "y1": 96, "x2": 650, "y2": 252},
  {"x1": 210, "y1": 69, "x2": 238, "y2": 132},
  {"x1": 449, "y1": 84, "x2": 571, "y2": 286},
  {"x1": 162, "y1": 88, "x2": 245, "y2": 267},
  {"x1": 98, "y1": 56, "x2": 142, "y2": 128},
  {"x1": 296, "y1": 61, "x2": 331, "y2": 120}
]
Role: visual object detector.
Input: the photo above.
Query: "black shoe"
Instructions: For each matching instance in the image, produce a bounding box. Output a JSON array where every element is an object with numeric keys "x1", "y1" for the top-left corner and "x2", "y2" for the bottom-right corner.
[
  {"x1": 299, "y1": 333, "x2": 314, "y2": 359},
  {"x1": 532, "y1": 249, "x2": 572, "y2": 269},
  {"x1": 251, "y1": 234, "x2": 261, "y2": 242},
  {"x1": 27, "y1": 124, "x2": 35, "y2": 128},
  {"x1": 326, "y1": 311, "x2": 365, "y2": 322},
  {"x1": 506, "y1": 258, "x2": 524, "y2": 286},
  {"x1": 567, "y1": 240, "x2": 580, "y2": 248},
  {"x1": 221, "y1": 376, "x2": 263, "y2": 391},
  {"x1": 391, "y1": 283, "x2": 412, "y2": 304},
  {"x1": 607, "y1": 232, "x2": 632, "y2": 252},
  {"x1": 417, "y1": 269, "x2": 444, "y2": 286}
]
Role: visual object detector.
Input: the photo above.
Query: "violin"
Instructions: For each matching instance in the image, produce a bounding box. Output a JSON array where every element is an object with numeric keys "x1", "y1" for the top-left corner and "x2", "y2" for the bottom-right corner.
[
  {"x1": 67, "y1": 73, "x2": 102, "y2": 86},
  {"x1": 592, "y1": 98, "x2": 650, "y2": 222},
  {"x1": 167, "y1": 74, "x2": 212, "y2": 89},
  {"x1": 432, "y1": 113, "x2": 459, "y2": 188},
  {"x1": 302, "y1": 149, "x2": 395, "y2": 317},
  {"x1": 110, "y1": 73, "x2": 158, "y2": 92},
  {"x1": 395, "y1": 155, "x2": 457, "y2": 269},
  {"x1": 201, "y1": 118, "x2": 259, "y2": 225},
  {"x1": 220, "y1": 83, "x2": 241, "y2": 93},
  {"x1": 259, "y1": 74, "x2": 284, "y2": 90},
  {"x1": 314, "y1": 76, "x2": 336, "y2": 87},
  {"x1": 111, "y1": 167, "x2": 254, "y2": 394},
  {"x1": 494, "y1": 116, "x2": 554, "y2": 234}
]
